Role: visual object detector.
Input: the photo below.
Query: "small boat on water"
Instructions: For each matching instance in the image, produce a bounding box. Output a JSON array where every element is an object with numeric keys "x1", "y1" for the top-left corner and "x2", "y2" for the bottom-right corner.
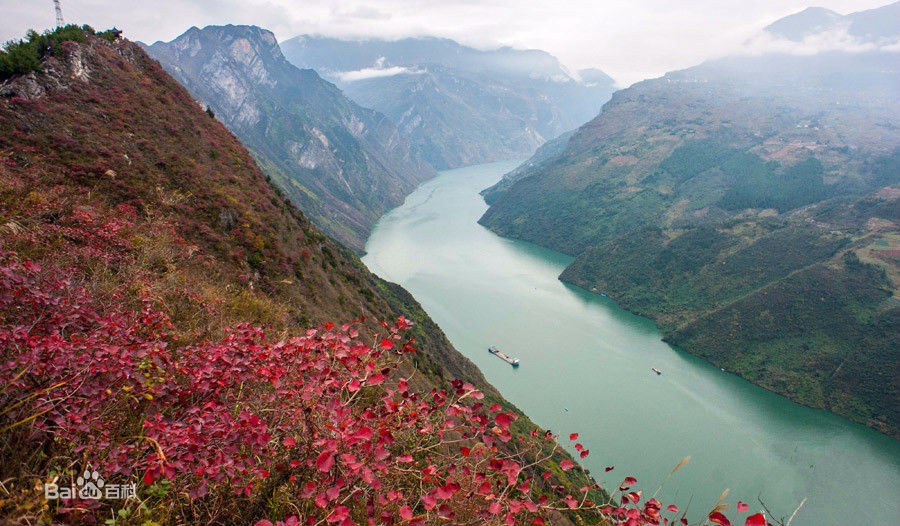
[
  {"x1": 489, "y1": 346, "x2": 520, "y2": 367},
  {"x1": 651, "y1": 367, "x2": 662, "y2": 375}
]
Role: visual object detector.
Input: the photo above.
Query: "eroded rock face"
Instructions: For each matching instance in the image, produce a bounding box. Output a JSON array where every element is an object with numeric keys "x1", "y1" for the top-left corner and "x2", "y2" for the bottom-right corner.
[
  {"x1": 0, "y1": 41, "x2": 94, "y2": 100},
  {"x1": 144, "y1": 25, "x2": 435, "y2": 252},
  {"x1": 280, "y1": 36, "x2": 618, "y2": 170}
]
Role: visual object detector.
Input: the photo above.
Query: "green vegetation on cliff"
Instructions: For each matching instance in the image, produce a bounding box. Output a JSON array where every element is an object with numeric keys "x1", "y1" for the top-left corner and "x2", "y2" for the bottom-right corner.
[{"x1": 480, "y1": 49, "x2": 900, "y2": 436}]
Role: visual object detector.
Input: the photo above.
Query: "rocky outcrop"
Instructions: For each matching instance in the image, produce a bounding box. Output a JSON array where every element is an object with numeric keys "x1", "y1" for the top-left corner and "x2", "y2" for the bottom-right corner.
[{"x1": 144, "y1": 25, "x2": 435, "y2": 252}]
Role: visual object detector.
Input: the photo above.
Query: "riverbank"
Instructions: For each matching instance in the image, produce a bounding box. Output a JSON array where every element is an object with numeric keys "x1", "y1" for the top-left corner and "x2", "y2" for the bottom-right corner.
[{"x1": 363, "y1": 160, "x2": 900, "y2": 526}]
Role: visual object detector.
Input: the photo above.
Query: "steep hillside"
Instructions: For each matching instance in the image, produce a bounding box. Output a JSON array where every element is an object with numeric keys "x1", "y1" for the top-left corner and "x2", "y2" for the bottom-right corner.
[
  {"x1": 0, "y1": 29, "x2": 634, "y2": 525},
  {"x1": 479, "y1": 6, "x2": 900, "y2": 436},
  {"x1": 481, "y1": 129, "x2": 576, "y2": 204},
  {"x1": 281, "y1": 36, "x2": 616, "y2": 169},
  {"x1": 143, "y1": 25, "x2": 435, "y2": 252}
]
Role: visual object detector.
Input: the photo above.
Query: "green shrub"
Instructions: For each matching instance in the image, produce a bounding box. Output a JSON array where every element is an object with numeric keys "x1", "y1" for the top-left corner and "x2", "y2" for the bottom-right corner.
[
  {"x1": 0, "y1": 39, "x2": 40, "y2": 79},
  {"x1": 0, "y1": 24, "x2": 104, "y2": 81}
]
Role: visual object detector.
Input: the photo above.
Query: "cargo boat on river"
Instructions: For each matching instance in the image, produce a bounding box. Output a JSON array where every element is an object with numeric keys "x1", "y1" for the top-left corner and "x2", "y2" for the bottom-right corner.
[{"x1": 488, "y1": 346, "x2": 520, "y2": 367}]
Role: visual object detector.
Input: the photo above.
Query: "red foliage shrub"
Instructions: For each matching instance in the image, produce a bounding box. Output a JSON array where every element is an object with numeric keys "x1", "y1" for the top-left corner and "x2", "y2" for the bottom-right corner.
[{"x1": 0, "y1": 245, "x2": 761, "y2": 525}]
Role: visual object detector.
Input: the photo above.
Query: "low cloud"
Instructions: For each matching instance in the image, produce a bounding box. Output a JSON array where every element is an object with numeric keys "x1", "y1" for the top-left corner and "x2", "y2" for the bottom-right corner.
[
  {"x1": 335, "y1": 58, "x2": 424, "y2": 82},
  {"x1": 2, "y1": 0, "x2": 892, "y2": 89},
  {"x1": 336, "y1": 65, "x2": 422, "y2": 82},
  {"x1": 739, "y1": 26, "x2": 899, "y2": 56}
]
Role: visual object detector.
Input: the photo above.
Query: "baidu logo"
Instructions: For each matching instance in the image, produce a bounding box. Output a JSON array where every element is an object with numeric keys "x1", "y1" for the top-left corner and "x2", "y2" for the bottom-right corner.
[{"x1": 44, "y1": 468, "x2": 136, "y2": 500}]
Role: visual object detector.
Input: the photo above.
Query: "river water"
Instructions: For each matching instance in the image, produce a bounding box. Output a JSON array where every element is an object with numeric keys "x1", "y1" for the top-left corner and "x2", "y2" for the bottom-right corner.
[{"x1": 362, "y1": 160, "x2": 900, "y2": 525}]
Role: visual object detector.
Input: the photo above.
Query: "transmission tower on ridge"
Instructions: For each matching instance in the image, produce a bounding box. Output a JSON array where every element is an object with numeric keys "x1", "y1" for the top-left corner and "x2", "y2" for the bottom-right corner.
[{"x1": 53, "y1": 0, "x2": 64, "y2": 27}]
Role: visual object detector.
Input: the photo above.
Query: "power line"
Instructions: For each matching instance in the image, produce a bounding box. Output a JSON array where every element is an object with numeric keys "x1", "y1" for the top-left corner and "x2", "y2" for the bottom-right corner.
[{"x1": 53, "y1": 0, "x2": 64, "y2": 27}]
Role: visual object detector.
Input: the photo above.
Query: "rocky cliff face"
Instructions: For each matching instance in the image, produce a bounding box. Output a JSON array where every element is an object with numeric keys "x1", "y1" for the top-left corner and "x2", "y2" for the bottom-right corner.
[
  {"x1": 281, "y1": 36, "x2": 616, "y2": 169},
  {"x1": 144, "y1": 25, "x2": 435, "y2": 252}
]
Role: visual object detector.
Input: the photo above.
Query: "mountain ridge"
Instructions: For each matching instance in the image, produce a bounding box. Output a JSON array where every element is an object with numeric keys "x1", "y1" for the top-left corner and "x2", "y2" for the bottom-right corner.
[
  {"x1": 281, "y1": 35, "x2": 616, "y2": 169},
  {"x1": 765, "y1": 1, "x2": 900, "y2": 42},
  {"x1": 143, "y1": 25, "x2": 435, "y2": 252},
  {"x1": 479, "y1": 4, "x2": 900, "y2": 436}
]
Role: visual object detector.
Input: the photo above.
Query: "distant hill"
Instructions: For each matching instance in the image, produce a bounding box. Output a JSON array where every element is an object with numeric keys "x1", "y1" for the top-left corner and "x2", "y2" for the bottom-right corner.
[
  {"x1": 144, "y1": 25, "x2": 435, "y2": 252},
  {"x1": 479, "y1": 4, "x2": 900, "y2": 436},
  {"x1": 281, "y1": 36, "x2": 616, "y2": 169},
  {"x1": 763, "y1": 7, "x2": 844, "y2": 40},
  {"x1": 765, "y1": 1, "x2": 900, "y2": 41}
]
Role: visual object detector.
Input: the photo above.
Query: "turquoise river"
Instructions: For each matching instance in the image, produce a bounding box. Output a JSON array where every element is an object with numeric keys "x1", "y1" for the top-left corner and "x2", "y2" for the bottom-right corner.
[{"x1": 362, "y1": 160, "x2": 900, "y2": 525}]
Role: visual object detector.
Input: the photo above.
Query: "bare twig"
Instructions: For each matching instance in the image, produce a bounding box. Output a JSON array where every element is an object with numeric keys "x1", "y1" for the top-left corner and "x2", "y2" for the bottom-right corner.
[{"x1": 786, "y1": 497, "x2": 807, "y2": 526}]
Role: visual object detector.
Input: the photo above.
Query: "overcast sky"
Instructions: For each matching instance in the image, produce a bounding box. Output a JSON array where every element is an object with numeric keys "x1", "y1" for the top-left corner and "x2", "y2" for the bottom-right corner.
[{"x1": 1, "y1": 0, "x2": 891, "y2": 86}]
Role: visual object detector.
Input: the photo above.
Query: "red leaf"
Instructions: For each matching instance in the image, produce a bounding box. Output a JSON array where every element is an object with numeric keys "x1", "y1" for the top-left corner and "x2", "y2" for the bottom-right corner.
[
  {"x1": 326, "y1": 505, "x2": 349, "y2": 523},
  {"x1": 737, "y1": 501, "x2": 749, "y2": 513},
  {"x1": 531, "y1": 518, "x2": 545, "y2": 526},
  {"x1": 621, "y1": 476, "x2": 636, "y2": 488},
  {"x1": 745, "y1": 513, "x2": 766, "y2": 526},
  {"x1": 435, "y1": 482, "x2": 460, "y2": 499},
  {"x1": 569, "y1": 433, "x2": 579, "y2": 441},
  {"x1": 559, "y1": 459, "x2": 575, "y2": 471},
  {"x1": 282, "y1": 436, "x2": 296, "y2": 448},
  {"x1": 709, "y1": 511, "x2": 731, "y2": 526},
  {"x1": 353, "y1": 426, "x2": 373, "y2": 441},
  {"x1": 667, "y1": 504, "x2": 679, "y2": 513},
  {"x1": 379, "y1": 338, "x2": 394, "y2": 349},
  {"x1": 301, "y1": 482, "x2": 316, "y2": 498},
  {"x1": 399, "y1": 506, "x2": 413, "y2": 520},
  {"x1": 316, "y1": 451, "x2": 334, "y2": 473},
  {"x1": 495, "y1": 413, "x2": 513, "y2": 430},
  {"x1": 142, "y1": 470, "x2": 154, "y2": 486},
  {"x1": 580, "y1": 449, "x2": 590, "y2": 459},
  {"x1": 460, "y1": 446, "x2": 471, "y2": 457}
]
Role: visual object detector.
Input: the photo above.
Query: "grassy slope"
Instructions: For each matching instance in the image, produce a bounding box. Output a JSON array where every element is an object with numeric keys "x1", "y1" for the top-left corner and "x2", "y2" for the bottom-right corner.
[{"x1": 0, "y1": 34, "x2": 600, "y2": 523}]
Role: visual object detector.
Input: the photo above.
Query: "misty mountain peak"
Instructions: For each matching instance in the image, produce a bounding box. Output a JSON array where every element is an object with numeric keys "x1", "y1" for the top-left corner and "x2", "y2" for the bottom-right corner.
[
  {"x1": 764, "y1": 2, "x2": 900, "y2": 42},
  {"x1": 765, "y1": 7, "x2": 842, "y2": 41}
]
